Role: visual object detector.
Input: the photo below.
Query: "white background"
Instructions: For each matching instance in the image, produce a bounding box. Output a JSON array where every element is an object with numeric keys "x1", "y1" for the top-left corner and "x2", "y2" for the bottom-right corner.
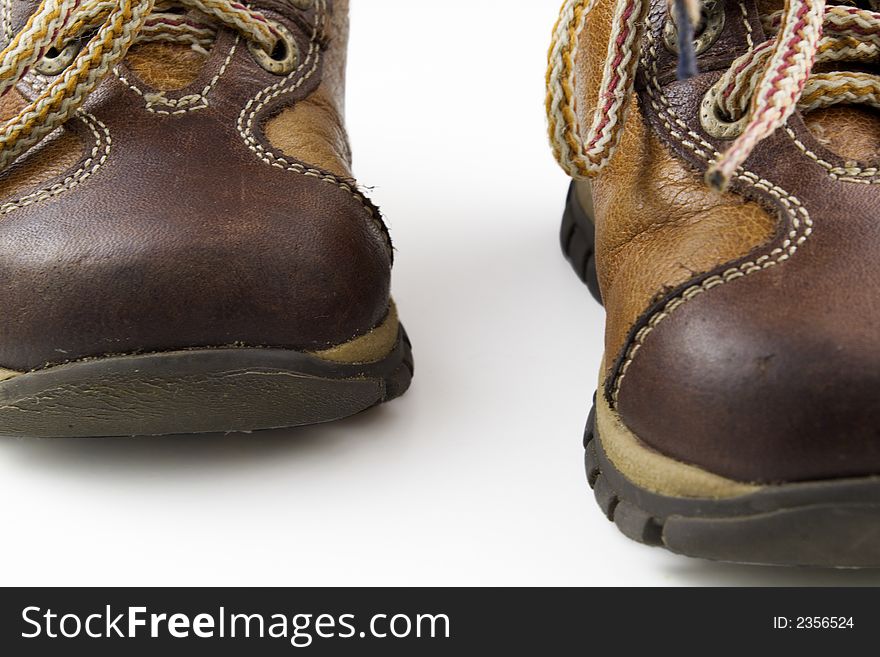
[{"x1": 2, "y1": 0, "x2": 879, "y2": 587}]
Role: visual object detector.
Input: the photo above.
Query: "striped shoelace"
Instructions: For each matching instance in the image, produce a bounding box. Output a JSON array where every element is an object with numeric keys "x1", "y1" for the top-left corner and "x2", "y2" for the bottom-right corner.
[
  {"x1": 0, "y1": 0, "x2": 283, "y2": 173},
  {"x1": 547, "y1": 0, "x2": 880, "y2": 190}
]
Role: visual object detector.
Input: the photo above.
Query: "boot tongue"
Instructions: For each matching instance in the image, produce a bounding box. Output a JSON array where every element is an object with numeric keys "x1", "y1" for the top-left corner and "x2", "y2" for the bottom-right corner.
[
  {"x1": 125, "y1": 42, "x2": 208, "y2": 91},
  {"x1": 111, "y1": 4, "x2": 212, "y2": 92}
]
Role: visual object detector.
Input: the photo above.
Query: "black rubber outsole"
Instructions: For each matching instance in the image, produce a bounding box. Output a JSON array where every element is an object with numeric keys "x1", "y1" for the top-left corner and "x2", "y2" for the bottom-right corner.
[
  {"x1": 584, "y1": 403, "x2": 880, "y2": 567},
  {"x1": 561, "y1": 182, "x2": 880, "y2": 567},
  {"x1": 0, "y1": 329, "x2": 413, "y2": 438},
  {"x1": 560, "y1": 183, "x2": 602, "y2": 305}
]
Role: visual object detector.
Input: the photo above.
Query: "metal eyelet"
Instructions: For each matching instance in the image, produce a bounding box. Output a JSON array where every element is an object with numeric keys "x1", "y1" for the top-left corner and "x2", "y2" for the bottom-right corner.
[
  {"x1": 248, "y1": 22, "x2": 299, "y2": 75},
  {"x1": 700, "y1": 83, "x2": 748, "y2": 139},
  {"x1": 34, "y1": 41, "x2": 81, "y2": 75},
  {"x1": 663, "y1": 0, "x2": 725, "y2": 56}
]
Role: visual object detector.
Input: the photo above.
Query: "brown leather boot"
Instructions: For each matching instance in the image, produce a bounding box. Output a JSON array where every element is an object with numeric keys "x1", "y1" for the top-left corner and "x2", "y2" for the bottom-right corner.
[
  {"x1": 548, "y1": 0, "x2": 880, "y2": 566},
  {"x1": 0, "y1": 0, "x2": 411, "y2": 437}
]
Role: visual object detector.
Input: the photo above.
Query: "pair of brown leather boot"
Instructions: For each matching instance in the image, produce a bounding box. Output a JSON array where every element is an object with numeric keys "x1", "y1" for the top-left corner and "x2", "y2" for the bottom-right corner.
[{"x1": 1, "y1": 0, "x2": 878, "y2": 567}]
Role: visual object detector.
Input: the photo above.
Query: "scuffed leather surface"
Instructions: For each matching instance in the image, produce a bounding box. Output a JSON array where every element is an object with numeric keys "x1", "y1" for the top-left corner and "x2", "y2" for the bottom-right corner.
[
  {"x1": 0, "y1": 90, "x2": 85, "y2": 201},
  {"x1": 606, "y1": 0, "x2": 880, "y2": 482},
  {"x1": 265, "y1": 0, "x2": 353, "y2": 178},
  {"x1": 804, "y1": 106, "x2": 880, "y2": 163},
  {"x1": 575, "y1": 0, "x2": 776, "y2": 379},
  {"x1": 592, "y1": 101, "x2": 777, "y2": 374},
  {"x1": 0, "y1": 91, "x2": 86, "y2": 202},
  {"x1": 0, "y1": 0, "x2": 392, "y2": 371},
  {"x1": 0, "y1": 130, "x2": 83, "y2": 201},
  {"x1": 265, "y1": 84, "x2": 352, "y2": 178}
]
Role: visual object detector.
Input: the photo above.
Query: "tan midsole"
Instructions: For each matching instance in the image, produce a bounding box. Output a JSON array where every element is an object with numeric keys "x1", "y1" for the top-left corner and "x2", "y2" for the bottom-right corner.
[
  {"x1": 310, "y1": 301, "x2": 400, "y2": 365},
  {"x1": 0, "y1": 303, "x2": 401, "y2": 381},
  {"x1": 0, "y1": 368, "x2": 19, "y2": 382},
  {"x1": 596, "y1": 371, "x2": 761, "y2": 499}
]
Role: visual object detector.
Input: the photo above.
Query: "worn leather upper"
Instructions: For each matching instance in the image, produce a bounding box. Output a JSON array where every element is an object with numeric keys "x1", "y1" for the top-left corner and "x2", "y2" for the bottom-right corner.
[
  {"x1": 575, "y1": 0, "x2": 880, "y2": 483},
  {"x1": 0, "y1": 0, "x2": 392, "y2": 371}
]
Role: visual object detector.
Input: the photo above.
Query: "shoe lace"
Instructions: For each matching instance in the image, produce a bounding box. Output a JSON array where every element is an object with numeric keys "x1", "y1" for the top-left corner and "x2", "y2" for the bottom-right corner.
[
  {"x1": 548, "y1": 0, "x2": 880, "y2": 190},
  {"x1": 0, "y1": 0, "x2": 284, "y2": 173}
]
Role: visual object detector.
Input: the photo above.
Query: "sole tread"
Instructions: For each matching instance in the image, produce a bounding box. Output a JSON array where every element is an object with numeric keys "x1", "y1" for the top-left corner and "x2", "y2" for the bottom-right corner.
[{"x1": 583, "y1": 400, "x2": 880, "y2": 566}]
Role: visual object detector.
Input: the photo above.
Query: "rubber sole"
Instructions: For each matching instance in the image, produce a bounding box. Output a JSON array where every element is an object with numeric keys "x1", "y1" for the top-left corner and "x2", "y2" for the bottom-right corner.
[
  {"x1": 560, "y1": 182, "x2": 602, "y2": 305},
  {"x1": 0, "y1": 329, "x2": 413, "y2": 438},
  {"x1": 562, "y1": 182, "x2": 880, "y2": 567},
  {"x1": 586, "y1": 404, "x2": 880, "y2": 567}
]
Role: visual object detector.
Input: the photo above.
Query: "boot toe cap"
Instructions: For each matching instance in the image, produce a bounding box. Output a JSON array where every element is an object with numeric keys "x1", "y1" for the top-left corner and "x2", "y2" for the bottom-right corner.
[
  {"x1": 0, "y1": 178, "x2": 392, "y2": 371},
  {"x1": 614, "y1": 287, "x2": 880, "y2": 483}
]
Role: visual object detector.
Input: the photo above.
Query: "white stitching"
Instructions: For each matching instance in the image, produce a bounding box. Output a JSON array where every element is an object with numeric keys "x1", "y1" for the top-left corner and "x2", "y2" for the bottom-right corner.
[
  {"x1": 235, "y1": 0, "x2": 390, "y2": 250},
  {"x1": 2, "y1": 0, "x2": 11, "y2": 43},
  {"x1": 739, "y1": 0, "x2": 754, "y2": 49},
  {"x1": 0, "y1": 111, "x2": 111, "y2": 215},
  {"x1": 784, "y1": 125, "x2": 880, "y2": 184},
  {"x1": 112, "y1": 37, "x2": 239, "y2": 115},
  {"x1": 610, "y1": 17, "x2": 814, "y2": 404}
]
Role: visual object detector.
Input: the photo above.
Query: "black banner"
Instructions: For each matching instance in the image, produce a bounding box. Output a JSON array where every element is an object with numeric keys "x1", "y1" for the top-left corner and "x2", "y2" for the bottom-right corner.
[{"x1": 0, "y1": 587, "x2": 876, "y2": 654}]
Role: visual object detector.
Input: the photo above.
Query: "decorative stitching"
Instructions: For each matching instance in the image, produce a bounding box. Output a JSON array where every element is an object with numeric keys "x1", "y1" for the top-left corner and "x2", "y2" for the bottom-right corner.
[
  {"x1": 739, "y1": 0, "x2": 753, "y2": 49},
  {"x1": 0, "y1": 0, "x2": 156, "y2": 174},
  {"x1": 0, "y1": 111, "x2": 111, "y2": 215},
  {"x1": 0, "y1": 0, "x2": 284, "y2": 174},
  {"x1": 608, "y1": 12, "x2": 814, "y2": 405},
  {"x1": 235, "y1": 0, "x2": 391, "y2": 253},
  {"x1": 112, "y1": 37, "x2": 239, "y2": 115},
  {"x1": 784, "y1": 125, "x2": 880, "y2": 184},
  {"x1": 2, "y1": 0, "x2": 11, "y2": 43}
]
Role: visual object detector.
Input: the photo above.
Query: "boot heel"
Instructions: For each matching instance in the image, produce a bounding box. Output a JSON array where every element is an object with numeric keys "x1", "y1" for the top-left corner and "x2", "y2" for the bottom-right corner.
[{"x1": 559, "y1": 182, "x2": 602, "y2": 305}]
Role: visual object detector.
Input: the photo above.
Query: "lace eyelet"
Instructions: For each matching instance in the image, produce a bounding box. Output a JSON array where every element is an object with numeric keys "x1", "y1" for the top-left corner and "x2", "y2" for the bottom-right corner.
[
  {"x1": 248, "y1": 22, "x2": 299, "y2": 75},
  {"x1": 663, "y1": 0, "x2": 725, "y2": 57},
  {"x1": 34, "y1": 41, "x2": 81, "y2": 75},
  {"x1": 700, "y1": 83, "x2": 748, "y2": 139}
]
